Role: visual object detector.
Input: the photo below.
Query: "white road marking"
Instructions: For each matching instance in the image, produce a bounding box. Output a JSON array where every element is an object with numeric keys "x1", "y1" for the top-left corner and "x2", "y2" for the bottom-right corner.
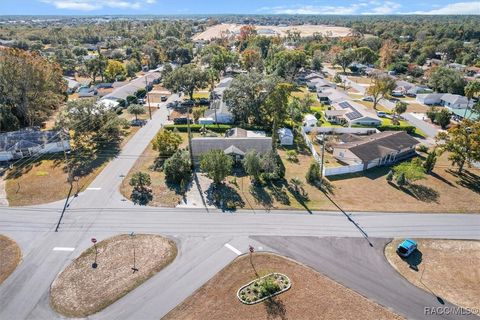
[
  {"x1": 53, "y1": 247, "x2": 75, "y2": 252},
  {"x1": 258, "y1": 246, "x2": 264, "y2": 251},
  {"x1": 224, "y1": 243, "x2": 242, "y2": 255},
  {"x1": 86, "y1": 187, "x2": 102, "y2": 190}
]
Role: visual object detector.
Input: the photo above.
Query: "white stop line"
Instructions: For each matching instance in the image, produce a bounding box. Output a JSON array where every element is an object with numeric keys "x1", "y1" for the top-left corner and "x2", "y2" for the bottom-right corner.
[
  {"x1": 53, "y1": 247, "x2": 75, "y2": 252},
  {"x1": 224, "y1": 243, "x2": 242, "y2": 255}
]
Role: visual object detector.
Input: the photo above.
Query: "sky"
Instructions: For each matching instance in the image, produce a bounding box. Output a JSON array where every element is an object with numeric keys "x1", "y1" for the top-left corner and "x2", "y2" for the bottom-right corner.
[{"x1": 0, "y1": 0, "x2": 479, "y2": 15}]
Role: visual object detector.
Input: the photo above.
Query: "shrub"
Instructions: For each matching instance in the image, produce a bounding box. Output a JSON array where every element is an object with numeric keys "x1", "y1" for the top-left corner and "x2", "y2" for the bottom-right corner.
[
  {"x1": 286, "y1": 150, "x2": 298, "y2": 162},
  {"x1": 416, "y1": 144, "x2": 429, "y2": 153},
  {"x1": 163, "y1": 150, "x2": 192, "y2": 186},
  {"x1": 377, "y1": 125, "x2": 416, "y2": 134},
  {"x1": 164, "y1": 124, "x2": 233, "y2": 133},
  {"x1": 306, "y1": 161, "x2": 321, "y2": 184}
]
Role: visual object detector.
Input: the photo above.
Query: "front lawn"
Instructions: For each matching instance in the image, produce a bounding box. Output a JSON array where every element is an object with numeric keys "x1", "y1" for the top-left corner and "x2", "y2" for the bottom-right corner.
[{"x1": 0, "y1": 235, "x2": 21, "y2": 285}]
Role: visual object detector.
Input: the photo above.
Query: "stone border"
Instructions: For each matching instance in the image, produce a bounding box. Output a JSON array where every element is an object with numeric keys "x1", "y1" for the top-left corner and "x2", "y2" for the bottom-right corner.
[{"x1": 237, "y1": 273, "x2": 291, "y2": 305}]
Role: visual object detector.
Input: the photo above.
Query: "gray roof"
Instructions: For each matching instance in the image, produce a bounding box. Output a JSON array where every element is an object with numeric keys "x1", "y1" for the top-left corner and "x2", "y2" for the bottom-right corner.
[
  {"x1": 441, "y1": 93, "x2": 468, "y2": 105},
  {"x1": 336, "y1": 131, "x2": 418, "y2": 162},
  {"x1": 0, "y1": 128, "x2": 64, "y2": 152},
  {"x1": 102, "y1": 72, "x2": 161, "y2": 101},
  {"x1": 191, "y1": 137, "x2": 272, "y2": 158},
  {"x1": 224, "y1": 145, "x2": 245, "y2": 156}
]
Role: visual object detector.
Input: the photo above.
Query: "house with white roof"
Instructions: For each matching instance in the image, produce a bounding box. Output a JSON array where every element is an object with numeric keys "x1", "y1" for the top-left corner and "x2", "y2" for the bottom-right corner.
[
  {"x1": 205, "y1": 77, "x2": 234, "y2": 124},
  {"x1": 416, "y1": 93, "x2": 473, "y2": 109}
]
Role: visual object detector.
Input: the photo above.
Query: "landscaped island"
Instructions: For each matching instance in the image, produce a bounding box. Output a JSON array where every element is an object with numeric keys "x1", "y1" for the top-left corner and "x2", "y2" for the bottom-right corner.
[
  {"x1": 50, "y1": 234, "x2": 177, "y2": 317},
  {"x1": 237, "y1": 273, "x2": 291, "y2": 304}
]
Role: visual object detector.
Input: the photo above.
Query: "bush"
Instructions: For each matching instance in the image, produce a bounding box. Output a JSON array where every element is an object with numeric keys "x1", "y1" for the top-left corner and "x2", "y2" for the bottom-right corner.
[
  {"x1": 416, "y1": 144, "x2": 429, "y2": 153},
  {"x1": 164, "y1": 124, "x2": 233, "y2": 133},
  {"x1": 306, "y1": 161, "x2": 321, "y2": 184},
  {"x1": 377, "y1": 125, "x2": 416, "y2": 134},
  {"x1": 285, "y1": 150, "x2": 298, "y2": 162},
  {"x1": 163, "y1": 150, "x2": 192, "y2": 186},
  {"x1": 136, "y1": 88, "x2": 147, "y2": 98}
]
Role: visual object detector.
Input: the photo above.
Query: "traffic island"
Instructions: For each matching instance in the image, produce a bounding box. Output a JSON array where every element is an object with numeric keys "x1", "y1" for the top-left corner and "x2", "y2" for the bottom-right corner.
[
  {"x1": 0, "y1": 235, "x2": 22, "y2": 285},
  {"x1": 238, "y1": 273, "x2": 291, "y2": 304},
  {"x1": 164, "y1": 252, "x2": 402, "y2": 320},
  {"x1": 385, "y1": 239, "x2": 480, "y2": 312},
  {"x1": 50, "y1": 234, "x2": 177, "y2": 318}
]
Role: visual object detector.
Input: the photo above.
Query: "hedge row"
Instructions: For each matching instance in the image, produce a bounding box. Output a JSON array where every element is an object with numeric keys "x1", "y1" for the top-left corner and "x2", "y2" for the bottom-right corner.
[
  {"x1": 377, "y1": 125, "x2": 416, "y2": 134},
  {"x1": 164, "y1": 124, "x2": 234, "y2": 133}
]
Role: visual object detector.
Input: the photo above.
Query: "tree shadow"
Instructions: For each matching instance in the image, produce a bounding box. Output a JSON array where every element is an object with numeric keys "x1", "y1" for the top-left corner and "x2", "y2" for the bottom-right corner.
[
  {"x1": 264, "y1": 297, "x2": 287, "y2": 320},
  {"x1": 402, "y1": 184, "x2": 439, "y2": 203},
  {"x1": 205, "y1": 183, "x2": 245, "y2": 211},
  {"x1": 286, "y1": 180, "x2": 312, "y2": 214},
  {"x1": 130, "y1": 187, "x2": 153, "y2": 205},
  {"x1": 429, "y1": 171, "x2": 455, "y2": 187},
  {"x1": 449, "y1": 169, "x2": 480, "y2": 194},
  {"x1": 250, "y1": 184, "x2": 273, "y2": 210},
  {"x1": 267, "y1": 182, "x2": 291, "y2": 205},
  {"x1": 399, "y1": 249, "x2": 423, "y2": 271}
]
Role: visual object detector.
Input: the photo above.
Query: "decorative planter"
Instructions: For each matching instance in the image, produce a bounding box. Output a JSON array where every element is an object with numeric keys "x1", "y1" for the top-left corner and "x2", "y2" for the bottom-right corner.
[{"x1": 237, "y1": 273, "x2": 291, "y2": 305}]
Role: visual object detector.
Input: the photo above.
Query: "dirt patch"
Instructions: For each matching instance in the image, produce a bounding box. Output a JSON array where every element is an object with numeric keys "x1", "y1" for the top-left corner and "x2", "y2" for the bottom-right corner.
[
  {"x1": 385, "y1": 239, "x2": 480, "y2": 311},
  {"x1": 0, "y1": 235, "x2": 22, "y2": 285},
  {"x1": 164, "y1": 252, "x2": 402, "y2": 320},
  {"x1": 193, "y1": 23, "x2": 353, "y2": 41},
  {"x1": 50, "y1": 234, "x2": 177, "y2": 318}
]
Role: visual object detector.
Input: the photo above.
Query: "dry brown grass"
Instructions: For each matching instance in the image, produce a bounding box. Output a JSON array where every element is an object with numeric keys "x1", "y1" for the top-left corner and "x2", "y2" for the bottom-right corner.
[
  {"x1": 164, "y1": 253, "x2": 403, "y2": 320},
  {"x1": 385, "y1": 239, "x2": 480, "y2": 311},
  {"x1": 119, "y1": 132, "x2": 189, "y2": 207},
  {"x1": 0, "y1": 235, "x2": 21, "y2": 285},
  {"x1": 5, "y1": 128, "x2": 138, "y2": 206},
  {"x1": 50, "y1": 234, "x2": 177, "y2": 318}
]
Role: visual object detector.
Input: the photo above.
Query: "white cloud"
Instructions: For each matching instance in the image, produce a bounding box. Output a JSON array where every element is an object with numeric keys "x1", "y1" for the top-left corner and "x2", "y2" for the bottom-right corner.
[
  {"x1": 259, "y1": 1, "x2": 405, "y2": 15},
  {"x1": 409, "y1": 1, "x2": 480, "y2": 14},
  {"x1": 40, "y1": 0, "x2": 154, "y2": 11}
]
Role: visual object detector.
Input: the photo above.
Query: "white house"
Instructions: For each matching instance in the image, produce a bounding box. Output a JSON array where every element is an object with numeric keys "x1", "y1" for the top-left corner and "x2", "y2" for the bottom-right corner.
[
  {"x1": 0, "y1": 128, "x2": 70, "y2": 162},
  {"x1": 416, "y1": 93, "x2": 473, "y2": 109},
  {"x1": 302, "y1": 114, "x2": 318, "y2": 133},
  {"x1": 204, "y1": 77, "x2": 235, "y2": 124},
  {"x1": 64, "y1": 77, "x2": 80, "y2": 94},
  {"x1": 330, "y1": 101, "x2": 382, "y2": 127},
  {"x1": 278, "y1": 128, "x2": 294, "y2": 146}
]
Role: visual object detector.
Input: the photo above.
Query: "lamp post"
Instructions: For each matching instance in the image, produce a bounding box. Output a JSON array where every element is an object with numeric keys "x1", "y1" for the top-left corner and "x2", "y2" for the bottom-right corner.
[
  {"x1": 91, "y1": 237, "x2": 98, "y2": 269},
  {"x1": 130, "y1": 232, "x2": 139, "y2": 273}
]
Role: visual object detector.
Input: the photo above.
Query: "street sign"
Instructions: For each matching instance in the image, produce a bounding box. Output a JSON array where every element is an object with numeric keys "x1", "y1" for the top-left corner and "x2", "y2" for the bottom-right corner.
[
  {"x1": 249, "y1": 245, "x2": 254, "y2": 253},
  {"x1": 91, "y1": 238, "x2": 97, "y2": 244}
]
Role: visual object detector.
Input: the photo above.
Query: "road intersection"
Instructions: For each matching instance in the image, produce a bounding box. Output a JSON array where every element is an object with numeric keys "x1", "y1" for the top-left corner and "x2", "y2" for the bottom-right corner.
[{"x1": 0, "y1": 94, "x2": 479, "y2": 319}]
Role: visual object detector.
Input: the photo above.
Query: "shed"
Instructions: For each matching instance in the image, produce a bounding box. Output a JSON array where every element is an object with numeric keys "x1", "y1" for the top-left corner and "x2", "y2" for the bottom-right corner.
[
  {"x1": 302, "y1": 114, "x2": 318, "y2": 133},
  {"x1": 278, "y1": 128, "x2": 294, "y2": 146}
]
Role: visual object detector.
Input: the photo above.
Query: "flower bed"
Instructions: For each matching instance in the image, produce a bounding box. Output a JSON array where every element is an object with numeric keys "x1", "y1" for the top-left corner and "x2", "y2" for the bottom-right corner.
[{"x1": 237, "y1": 273, "x2": 291, "y2": 305}]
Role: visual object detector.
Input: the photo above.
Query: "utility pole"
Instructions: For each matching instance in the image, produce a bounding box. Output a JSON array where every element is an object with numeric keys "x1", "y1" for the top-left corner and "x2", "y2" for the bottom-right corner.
[
  {"x1": 145, "y1": 76, "x2": 152, "y2": 120},
  {"x1": 55, "y1": 130, "x2": 73, "y2": 232},
  {"x1": 319, "y1": 133, "x2": 325, "y2": 189}
]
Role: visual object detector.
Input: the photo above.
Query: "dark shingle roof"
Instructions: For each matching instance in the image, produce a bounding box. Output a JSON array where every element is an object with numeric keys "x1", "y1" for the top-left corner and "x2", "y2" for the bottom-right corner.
[
  {"x1": 191, "y1": 137, "x2": 272, "y2": 158},
  {"x1": 337, "y1": 131, "x2": 418, "y2": 162},
  {"x1": 0, "y1": 128, "x2": 63, "y2": 152}
]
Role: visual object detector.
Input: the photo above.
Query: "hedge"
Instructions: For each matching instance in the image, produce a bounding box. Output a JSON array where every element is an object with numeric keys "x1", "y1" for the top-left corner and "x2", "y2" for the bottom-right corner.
[
  {"x1": 164, "y1": 124, "x2": 234, "y2": 133},
  {"x1": 377, "y1": 125, "x2": 416, "y2": 134}
]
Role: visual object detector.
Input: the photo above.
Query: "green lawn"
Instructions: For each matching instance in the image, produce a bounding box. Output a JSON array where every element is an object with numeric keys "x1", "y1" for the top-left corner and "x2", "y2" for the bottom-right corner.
[{"x1": 192, "y1": 91, "x2": 210, "y2": 99}]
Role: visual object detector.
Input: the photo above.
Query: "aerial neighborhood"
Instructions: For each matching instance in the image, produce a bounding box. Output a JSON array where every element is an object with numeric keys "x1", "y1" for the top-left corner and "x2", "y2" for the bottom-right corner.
[{"x1": 0, "y1": 5, "x2": 479, "y2": 320}]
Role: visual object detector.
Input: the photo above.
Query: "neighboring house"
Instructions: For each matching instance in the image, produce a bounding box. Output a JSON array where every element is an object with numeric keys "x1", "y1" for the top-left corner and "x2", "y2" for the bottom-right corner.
[
  {"x1": 317, "y1": 88, "x2": 350, "y2": 105},
  {"x1": 0, "y1": 128, "x2": 70, "y2": 162},
  {"x1": 416, "y1": 93, "x2": 473, "y2": 109},
  {"x1": 332, "y1": 131, "x2": 418, "y2": 169},
  {"x1": 278, "y1": 128, "x2": 294, "y2": 146},
  {"x1": 307, "y1": 78, "x2": 336, "y2": 92},
  {"x1": 205, "y1": 77, "x2": 234, "y2": 124},
  {"x1": 324, "y1": 110, "x2": 347, "y2": 124},
  {"x1": 191, "y1": 128, "x2": 272, "y2": 161},
  {"x1": 101, "y1": 71, "x2": 161, "y2": 106},
  {"x1": 330, "y1": 101, "x2": 382, "y2": 127},
  {"x1": 302, "y1": 114, "x2": 318, "y2": 133},
  {"x1": 393, "y1": 80, "x2": 416, "y2": 96},
  {"x1": 466, "y1": 66, "x2": 480, "y2": 79},
  {"x1": 64, "y1": 77, "x2": 80, "y2": 94},
  {"x1": 77, "y1": 86, "x2": 98, "y2": 98},
  {"x1": 447, "y1": 63, "x2": 467, "y2": 72},
  {"x1": 305, "y1": 72, "x2": 324, "y2": 82}
]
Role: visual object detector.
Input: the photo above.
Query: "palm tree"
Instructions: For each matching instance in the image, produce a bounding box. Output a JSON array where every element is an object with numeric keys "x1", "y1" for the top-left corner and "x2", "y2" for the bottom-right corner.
[{"x1": 464, "y1": 81, "x2": 480, "y2": 119}]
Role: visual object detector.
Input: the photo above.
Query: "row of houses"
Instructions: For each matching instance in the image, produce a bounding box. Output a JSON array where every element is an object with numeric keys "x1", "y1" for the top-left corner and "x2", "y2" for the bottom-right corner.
[{"x1": 416, "y1": 93, "x2": 474, "y2": 109}]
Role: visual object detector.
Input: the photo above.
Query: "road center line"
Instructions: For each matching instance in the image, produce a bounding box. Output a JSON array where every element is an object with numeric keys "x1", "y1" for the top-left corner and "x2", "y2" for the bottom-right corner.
[
  {"x1": 53, "y1": 247, "x2": 75, "y2": 252},
  {"x1": 224, "y1": 243, "x2": 242, "y2": 255}
]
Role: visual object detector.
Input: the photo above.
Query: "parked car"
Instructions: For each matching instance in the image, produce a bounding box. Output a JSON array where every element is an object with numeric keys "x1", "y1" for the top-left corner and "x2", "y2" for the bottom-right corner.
[
  {"x1": 131, "y1": 119, "x2": 147, "y2": 127},
  {"x1": 377, "y1": 111, "x2": 387, "y2": 118},
  {"x1": 137, "y1": 98, "x2": 145, "y2": 104},
  {"x1": 362, "y1": 96, "x2": 374, "y2": 102},
  {"x1": 160, "y1": 95, "x2": 167, "y2": 102},
  {"x1": 397, "y1": 239, "x2": 417, "y2": 257},
  {"x1": 181, "y1": 100, "x2": 195, "y2": 107},
  {"x1": 391, "y1": 91, "x2": 405, "y2": 98},
  {"x1": 173, "y1": 117, "x2": 192, "y2": 125},
  {"x1": 198, "y1": 98, "x2": 210, "y2": 105}
]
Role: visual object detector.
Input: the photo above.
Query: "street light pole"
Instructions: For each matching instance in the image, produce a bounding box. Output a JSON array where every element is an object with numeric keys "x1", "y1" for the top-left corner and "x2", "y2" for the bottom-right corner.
[
  {"x1": 145, "y1": 76, "x2": 152, "y2": 120},
  {"x1": 130, "y1": 232, "x2": 139, "y2": 273},
  {"x1": 91, "y1": 237, "x2": 98, "y2": 269}
]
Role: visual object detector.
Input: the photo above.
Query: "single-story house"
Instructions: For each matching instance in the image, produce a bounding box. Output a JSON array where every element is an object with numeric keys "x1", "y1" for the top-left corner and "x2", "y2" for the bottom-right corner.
[
  {"x1": 101, "y1": 71, "x2": 161, "y2": 106},
  {"x1": 198, "y1": 117, "x2": 215, "y2": 125},
  {"x1": 278, "y1": 128, "x2": 294, "y2": 146},
  {"x1": 332, "y1": 131, "x2": 419, "y2": 169},
  {"x1": 77, "y1": 86, "x2": 98, "y2": 98},
  {"x1": 307, "y1": 78, "x2": 335, "y2": 92},
  {"x1": 191, "y1": 128, "x2": 272, "y2": 161},
  {"x1": 205, "y1": 77, "x2": 235, "y2": 124},
  {"x1": 416, "y1": 93, "x2": 473, "y2": 109},
  {"x1": 64, "y1": 77, "x2": 80, "y2": 94},
  {"x1": 324, "y1": 109, "x2": 347, "y2": 124},
  {"x1": 0, "y1": 128, "x2": 70, "y2": 162},
  {"x1": 302, "y1": 114, "x2": 318, "y2": 133},
  {"x1": 305, "y1": 72, "x2": 324, "y2": 82},
  {"x1": 317, "y1": 88, "x2": 350, "y2": 105},
  {"x1": 330, "y1": 101, "x2": 382, "y2": 127}
]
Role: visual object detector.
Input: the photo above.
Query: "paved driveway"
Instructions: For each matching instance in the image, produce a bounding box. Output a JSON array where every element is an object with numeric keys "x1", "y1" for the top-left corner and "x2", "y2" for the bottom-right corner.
[{"x1": 253, "y1": 236, "x2": 479, "y2": 320}]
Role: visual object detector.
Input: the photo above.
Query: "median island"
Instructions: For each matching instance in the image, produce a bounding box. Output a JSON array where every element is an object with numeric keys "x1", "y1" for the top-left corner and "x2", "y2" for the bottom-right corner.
[{"x1": 50, "y1": 234, "x2": 177, "y2": 317}]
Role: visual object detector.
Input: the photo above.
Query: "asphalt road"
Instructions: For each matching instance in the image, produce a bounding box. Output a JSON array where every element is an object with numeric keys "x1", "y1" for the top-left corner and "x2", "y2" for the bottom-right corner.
[
  {"x1": 0, "y1": 90, "x2": 478, "y2": 319},
  {"x1": 253, "y1": 236, "x2": 479, "y2": 320}
]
